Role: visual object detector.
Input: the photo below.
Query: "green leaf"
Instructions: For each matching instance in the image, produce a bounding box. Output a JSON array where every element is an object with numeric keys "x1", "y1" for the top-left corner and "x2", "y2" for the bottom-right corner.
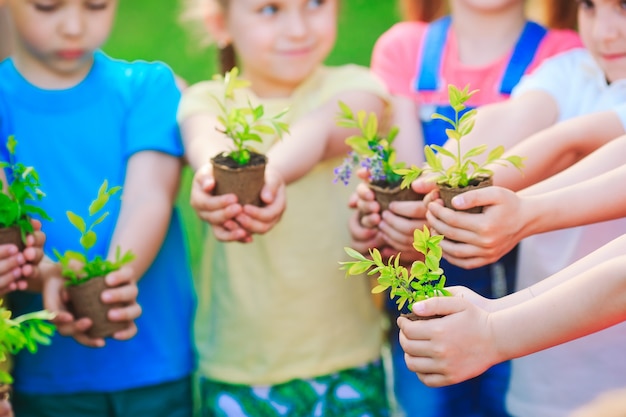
[
  {"x1": 431, "y1": 113, "x2": 455, "y2": 127},
  {"x1": 80, "y1": 230, "x2": 97, "y2": 251},
  {"x1": 66, "y1": 211, "x2": 86, "y2": 233}
]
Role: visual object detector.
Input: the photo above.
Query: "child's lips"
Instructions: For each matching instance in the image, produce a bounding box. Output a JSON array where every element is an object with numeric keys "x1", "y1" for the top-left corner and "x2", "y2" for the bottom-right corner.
[
  {"x1": 57, "y1": 49, "x2": 85, "y2": 60},
  {"x1": 601, "y1": 52, "x2": 626, "y2": 61}
]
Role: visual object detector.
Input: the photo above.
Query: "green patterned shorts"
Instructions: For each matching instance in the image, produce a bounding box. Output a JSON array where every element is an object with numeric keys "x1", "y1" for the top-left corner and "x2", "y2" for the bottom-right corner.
[{"x1": 199, "y1": 361, "x2": 389, "y2": 417}]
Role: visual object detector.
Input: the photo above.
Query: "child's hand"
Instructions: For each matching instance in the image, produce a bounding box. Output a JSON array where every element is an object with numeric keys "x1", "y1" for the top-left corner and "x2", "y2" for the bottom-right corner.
[
  {"x1": 347, "y1": 210, "x2": 385, "y2": 254},
  {"x1": 190, "y1": 162, "x2": 250, "y2": 242},
  {"x1": 375, "y1": 179, "x2": 435, "y2": 258},
  {"x1": 354, "y1": 181, "x2": 381, "y2": 229},
  {"x1": 0, "y1": 219, "x2": 46, "y2": 294},
  {"x1": 397, "y1": 288, "x2": 498, "y2": 387},
  {"x1": 426, "y1": 186, "x2": 525, "y2": 269},
  {"x1": 0, "y1": 396, "x2": 12, "y2": 417},
  {"x1": 234, "y1": 166, "x2": 286, "y2": 240},
  {"x1": 43, "y1": 265, "x2": 141, "y2": 348}
]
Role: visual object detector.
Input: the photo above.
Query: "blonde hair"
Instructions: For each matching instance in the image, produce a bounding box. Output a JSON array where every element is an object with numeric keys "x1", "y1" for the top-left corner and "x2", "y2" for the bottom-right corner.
[{"x1": 179, "y1": 0, "x2": 236, "y2": 73}]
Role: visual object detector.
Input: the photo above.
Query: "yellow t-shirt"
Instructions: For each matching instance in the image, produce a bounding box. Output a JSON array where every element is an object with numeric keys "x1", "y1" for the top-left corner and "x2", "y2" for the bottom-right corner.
[{"x1": 179, "y1": 65, "x2": 389, "y2": 385}]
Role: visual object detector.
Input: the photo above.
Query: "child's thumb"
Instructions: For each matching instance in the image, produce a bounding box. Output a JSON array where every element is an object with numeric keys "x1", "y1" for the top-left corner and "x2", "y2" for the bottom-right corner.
[
  {"x1": 412, "y1": 296, "x2": 468, "y2": 318},
  {"x1": 451, "y1": 187, "x2": 493, "y2": 211}
]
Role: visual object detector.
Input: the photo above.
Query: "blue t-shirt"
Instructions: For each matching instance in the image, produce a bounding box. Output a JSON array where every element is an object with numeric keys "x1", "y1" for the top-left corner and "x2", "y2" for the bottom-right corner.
[{"x1": 0, "y1": 51, "x2": 196, "y2": 394}]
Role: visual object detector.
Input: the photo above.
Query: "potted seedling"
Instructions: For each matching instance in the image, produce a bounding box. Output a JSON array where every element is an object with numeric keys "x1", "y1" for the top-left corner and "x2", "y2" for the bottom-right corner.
[
  {"x1": 400, "y1": 84, "x2": 525, "y2": 213},
  {"x1": 1, "y1": 299, "x2": 55, "y2": 394},
  {"x1": 53, "y1": 180, "x2": 135, "y2": 339},
  {"x1": 209, "y1": 67, "x2": 290, "y2": 206},
  {"x1": 0, "y1": 135, "x2": 50, "y2": 251},
  {"x1": 340, "y1": 225, "x2": 451, "y2": 320},
  {"x1": 334, "y1": 102, "x2": 423, "y2": 211}
]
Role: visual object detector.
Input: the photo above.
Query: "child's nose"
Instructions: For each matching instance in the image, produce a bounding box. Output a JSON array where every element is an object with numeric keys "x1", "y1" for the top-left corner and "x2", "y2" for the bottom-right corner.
[
  {"x1": 59, "y1": 6, "x2": 86, "y2": 37},
  {"x1": 284, "y1": 10, "x2": 308, "y2": 38}
]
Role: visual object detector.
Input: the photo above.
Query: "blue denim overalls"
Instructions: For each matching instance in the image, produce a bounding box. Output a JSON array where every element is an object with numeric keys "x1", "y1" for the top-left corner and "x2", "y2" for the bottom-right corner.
[{"x1": 389, "y1": 16, "x2": 547, "y2": 417}]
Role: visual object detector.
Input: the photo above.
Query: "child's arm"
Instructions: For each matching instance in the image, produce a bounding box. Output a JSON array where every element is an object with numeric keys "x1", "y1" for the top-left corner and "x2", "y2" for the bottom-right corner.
[
  {"x1": 398, "y1": 234, "x2": 626, "y2": 387},
  {"x1": 266, "y1": 91, "x2": 387, "y2": 184},
  {"x1": 427, "y1": 134, "x2": 626, "y2": 269},
  {"x1": 107, "y1": 150, "x2": 181, "y2": 280},
  {"x1": 493, "y1": 109, "x2": 626, "y2": 191}
]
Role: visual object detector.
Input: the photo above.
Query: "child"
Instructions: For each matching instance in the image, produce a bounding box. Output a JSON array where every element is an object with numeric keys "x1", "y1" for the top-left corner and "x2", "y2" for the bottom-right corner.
[
  {"x1": 0, "y1": 0, "x2": 196, "y2": 416},
  {"x1": 358, "y1": 1, "x2": 581, "y2": 415},
  {"x1": 368, "y1": 0, "x2": 626, "y2": 415},
  {"x1": 178, "y1": 0, "x2": 401, "y2": 415}
]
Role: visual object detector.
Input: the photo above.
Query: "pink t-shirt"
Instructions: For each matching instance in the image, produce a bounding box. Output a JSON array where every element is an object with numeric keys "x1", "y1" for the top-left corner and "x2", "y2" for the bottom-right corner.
[{"x1": 371, "y1": 20, "x2": 583, "y2": 107}]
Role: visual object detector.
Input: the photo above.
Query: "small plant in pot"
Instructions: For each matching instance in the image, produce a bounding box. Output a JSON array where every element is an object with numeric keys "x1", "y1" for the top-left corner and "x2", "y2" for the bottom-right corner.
[
  {"x1": 401, "y1": 84, "x2": 524, "y2": 213},
  {"x1": 1, "y1": 298, "x2": 55, "y2": 395},
  {"x1": 340, "y1": 225, "x2": 451, "y2": 320},
  {"x1": 52, "y1": 180, "x2": 135, "y2": 339},
  {"x1": 0, "y1": 135, "x2": 51, "y2": 251},
  {"x1": 209, "y1": 67, "x2": 290, "y2": 206},
  {"x1": 334, "y1": 102, "x2": 423, "y2": 212}
]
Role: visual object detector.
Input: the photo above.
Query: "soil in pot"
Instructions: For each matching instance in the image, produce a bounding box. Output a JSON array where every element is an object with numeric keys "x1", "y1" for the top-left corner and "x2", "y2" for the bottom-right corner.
[
  {"x1": 211, "y1": 152, "x2": 267, "y2": 207},
  {"x1": 66, "y1": 276, "x2": 128, "y2": 339},
  {"x1": 0, "y1": 226, "x2": 24, "y2": 252},
  {"x1": 369, "y1": 181, "x2": 424, "y2": 213},
  {"x1": 439, "y1": 176, "x2": 493, "y2": 214},
  {"x1": 401, "y1": 312, "x2": 445, "y2": 321}
]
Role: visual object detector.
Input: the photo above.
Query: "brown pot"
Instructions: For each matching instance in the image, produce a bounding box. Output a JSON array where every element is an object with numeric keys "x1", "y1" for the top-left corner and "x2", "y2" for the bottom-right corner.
[
  {"x1": 0, "y1": 226, "x2": 24, "y2": 252},
  {"x1": 211, "y1": 152, "x2": 267, "y2": 207},
  {"x1": 369, "y1": 182, "x2": 424, "y2": 213},
  {"x1": 439, "y1": 176, "x2": 493, "y2": 213},
  {"x1": 66, "y1": 276, "x2": 128, "y2": 339}
]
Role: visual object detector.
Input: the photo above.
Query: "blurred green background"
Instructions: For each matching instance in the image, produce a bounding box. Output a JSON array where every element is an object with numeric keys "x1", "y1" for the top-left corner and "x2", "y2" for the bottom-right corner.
[
  {"x1": 104, "y1": 0, "x2": 401, "y2": 270},
  {"x1": 105, "y1": 0, "x2": 401, "y2": 84}
]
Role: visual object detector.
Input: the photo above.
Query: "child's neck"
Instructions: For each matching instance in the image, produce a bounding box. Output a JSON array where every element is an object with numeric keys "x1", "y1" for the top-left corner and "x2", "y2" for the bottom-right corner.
[
  {"x1": 12, "y1": 53, "x2": 94, "y2": 90},
  {"x1": 241, "y1": 70, "x2": 303, "y2": 99},
  {"x1": 451, "y1": 3, "x2": 527, "y2": 67}
]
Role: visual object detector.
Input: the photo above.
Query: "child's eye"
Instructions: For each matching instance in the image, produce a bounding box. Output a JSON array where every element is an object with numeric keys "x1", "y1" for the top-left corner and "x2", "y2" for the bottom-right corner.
[
  {"x1": 306, "y1": 0, "x2": 325, "y2": 9},
  {"x1": 259, "y1": 4, "x2": 279, "y2": 15},
  {"x1": 85, "y1": 1, "x2": 109, "y2": 11},
  {"x1": 576, "y1": 0, "x2": 594, "y2": 10},
  {"x1": 33, "y1": 1, "x2": 59, "y2": 12}
]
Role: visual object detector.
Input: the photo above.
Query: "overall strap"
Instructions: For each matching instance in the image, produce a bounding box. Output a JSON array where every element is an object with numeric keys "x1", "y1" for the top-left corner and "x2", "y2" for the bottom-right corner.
[
  {"x1": 414, "y1": 15, "x2": 452, "y2": 92},
  {"x1": 499, "y1": 21, "x2": 547, "y2": 94}
]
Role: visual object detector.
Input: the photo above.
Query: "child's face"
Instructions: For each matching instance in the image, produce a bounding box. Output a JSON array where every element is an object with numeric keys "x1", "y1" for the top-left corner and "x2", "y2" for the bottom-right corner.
[
  {"x1": 577, "y1": 0, "x2": 626, "y2": 83},
  {"x1": 218, "y1": 0, "x2": 338, "y2": 97},
  {"x1": 3, "y1": 0, "x2": 117, "y2": 86}
]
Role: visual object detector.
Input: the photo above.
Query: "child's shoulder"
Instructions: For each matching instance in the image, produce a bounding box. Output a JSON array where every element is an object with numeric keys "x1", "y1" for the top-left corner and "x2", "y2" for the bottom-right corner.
[
  {"x1": 97, "y1": 51, "x2": 178, "y2": 91},
  {"x1": 538, "y1": 27, "x2": 584, "y2": 56},
  {"x1": 374, "y1": 21, "x2": 429, "y2": 52}
]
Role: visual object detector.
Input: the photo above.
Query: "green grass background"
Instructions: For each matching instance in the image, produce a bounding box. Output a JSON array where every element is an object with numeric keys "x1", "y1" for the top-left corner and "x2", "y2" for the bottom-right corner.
[
  {"x1": 103, "y1": 0, "x2": 401, "y2": 271},
  {"x1": 105, "y1": 0, "x2": 401, "y2": 83}
]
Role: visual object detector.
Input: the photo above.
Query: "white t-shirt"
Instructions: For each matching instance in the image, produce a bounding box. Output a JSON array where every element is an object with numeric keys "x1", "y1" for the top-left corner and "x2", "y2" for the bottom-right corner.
[{"x1": 507, "y1": 49, "x2": 626, "y2": 417}]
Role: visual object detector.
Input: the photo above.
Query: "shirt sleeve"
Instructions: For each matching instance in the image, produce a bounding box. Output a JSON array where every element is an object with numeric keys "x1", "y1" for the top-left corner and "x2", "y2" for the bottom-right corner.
[
  {"x1": 371, "y1": 22, "x2": 427, "y2": 97},
  {"x1": 527, "y1": 28, "x2": 584, "y2": 74},
  {"x1": 124, "y1": 62, "x2": 183, "y2": 159},
  {"x1": 512, "y1": 49, "x2": 587, "y2": 118}
]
